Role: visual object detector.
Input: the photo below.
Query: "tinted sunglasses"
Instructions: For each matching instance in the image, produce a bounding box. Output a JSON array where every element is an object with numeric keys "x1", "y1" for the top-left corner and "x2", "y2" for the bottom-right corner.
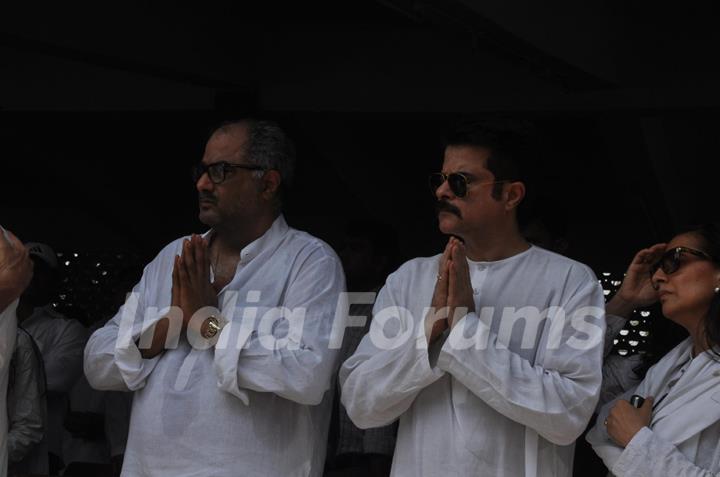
[
  {"x1": 428, "y1": 172, "x2": 509, "y2": 198},
  {"x1": 650, "y1": 246, "x2": 714, "y2": 275}
]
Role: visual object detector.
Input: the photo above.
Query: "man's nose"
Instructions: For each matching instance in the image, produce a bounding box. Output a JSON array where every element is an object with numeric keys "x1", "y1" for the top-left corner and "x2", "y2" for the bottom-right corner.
[
  {"x1": 435, "y1": 177, "x2": 454, "y2": 200},
  {"x1": 196, "y1": 171, "x2": 214, "y2": 192}
]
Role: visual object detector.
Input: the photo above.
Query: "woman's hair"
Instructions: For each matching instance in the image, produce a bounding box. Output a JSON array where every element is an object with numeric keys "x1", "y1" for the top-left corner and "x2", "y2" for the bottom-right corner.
[{"x1": 679, "y1": 222, "x2": 720, "y2": 356}]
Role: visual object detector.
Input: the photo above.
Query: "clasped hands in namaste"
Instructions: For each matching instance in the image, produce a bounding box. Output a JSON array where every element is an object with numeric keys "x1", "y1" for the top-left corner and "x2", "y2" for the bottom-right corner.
[
  {"x1": 426, "y1": 237, "x2": 476, "y2": 345},
  {"x1": 172, "y1": 234, "x2": 218, "y2": 330}
]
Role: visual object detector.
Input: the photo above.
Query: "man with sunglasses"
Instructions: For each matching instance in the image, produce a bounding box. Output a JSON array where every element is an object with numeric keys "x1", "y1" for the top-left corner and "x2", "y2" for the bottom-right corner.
[
  {"x1": 84, "y1": 120, "x2": 345, "y2": 477},
  {"x1": 340, "y1": 123, "x2": 605, "y2": 477}
]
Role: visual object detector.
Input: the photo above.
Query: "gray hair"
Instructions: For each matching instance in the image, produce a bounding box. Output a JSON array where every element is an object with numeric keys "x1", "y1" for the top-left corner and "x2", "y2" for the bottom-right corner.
[{"x1": 215, "y1": 119, "x2": 296, "y2": 186}]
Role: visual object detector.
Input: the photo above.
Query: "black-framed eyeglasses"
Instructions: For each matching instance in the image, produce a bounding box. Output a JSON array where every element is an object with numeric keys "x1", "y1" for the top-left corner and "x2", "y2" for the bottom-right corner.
[
  {"x1": 428, "y1": 172, "x2": 509, "y2": 198},
  {"x1": 650, "y1": 246, "x2": 714, "y2": 276},
  {"x1": 191, "y1": 161, "x2": 265, "y2": 185}
]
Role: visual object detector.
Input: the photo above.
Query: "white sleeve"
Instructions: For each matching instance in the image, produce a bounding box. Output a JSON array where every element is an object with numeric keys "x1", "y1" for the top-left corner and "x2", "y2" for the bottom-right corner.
[
  {"x1": 588, "y1": 380, "x2": 720, "y2": 476},
  {"x1": 339, "y1": 270, "x2": 445, "y2": 429},
  {"x1": 213, "y1": 250, "x2": 345, "y2": 406},
  {"x1": 586, "y1": 386, "x2": 637, "y2": 468},
  {"x1": 84, "y1": 258, "x2": 165, "y2": 392},
  {"x1": 436, "y1": 278, "x2": 606, "y2": 445},
  {"x1": 611, "y1": 427, "x2": 720, "y2": 477}
]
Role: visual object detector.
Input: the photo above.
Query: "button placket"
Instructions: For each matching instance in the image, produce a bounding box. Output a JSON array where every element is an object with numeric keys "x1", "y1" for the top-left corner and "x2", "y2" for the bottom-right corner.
[{"x1": 471, "y1": 265, "x2": 488, "y2": 295}]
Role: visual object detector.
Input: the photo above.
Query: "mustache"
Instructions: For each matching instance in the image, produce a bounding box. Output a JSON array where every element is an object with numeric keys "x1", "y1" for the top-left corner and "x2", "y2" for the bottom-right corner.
[
  {"x1": 435, "y1": 200, "x2": 461, "y2": 218},
  {"x1": 198, "y1": 192, "x2": 217, "y2": 203}
]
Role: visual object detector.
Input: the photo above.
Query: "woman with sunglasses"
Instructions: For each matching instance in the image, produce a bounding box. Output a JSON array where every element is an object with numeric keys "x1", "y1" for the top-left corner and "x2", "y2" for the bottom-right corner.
[{"x1": 587, "y1": 223, "x2": 720, "y2": 476}]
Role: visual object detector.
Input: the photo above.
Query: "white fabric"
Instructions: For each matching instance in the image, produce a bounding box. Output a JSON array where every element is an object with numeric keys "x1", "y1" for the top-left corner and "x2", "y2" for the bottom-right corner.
[
  {"x1": 22, "y1": 305, "x2": 87, "y2": 458},
  {"x1": 7, "y1": 328, "x2": 48, "y2": 475},
  {"x1": 64, "y1": 320, "x2": 131, "y2": 466},
  {"x1": 587, "y1": 338, "x2": 720, "y2": 476},
  {"x1": 341, "y1": 245, "x2": 606, "y2": 477},
  {"x1": 0, "y1": 300, "x2": 18, "y2": 477},
  {"x1": 84, "y1": 215, "x2": 345, "y2": 477}
]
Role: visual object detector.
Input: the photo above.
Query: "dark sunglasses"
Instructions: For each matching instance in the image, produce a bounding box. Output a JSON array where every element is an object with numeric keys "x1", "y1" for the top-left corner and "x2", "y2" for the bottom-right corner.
[
  {"x1": 650, "y1": 246, "x2": 714, "y2": 275},
  {"x1": 428, "y1": 172, "x2": 509, "y2": 198},
  {"x1": 191, "y1": 161, "x2": 265, "y2": 185}
]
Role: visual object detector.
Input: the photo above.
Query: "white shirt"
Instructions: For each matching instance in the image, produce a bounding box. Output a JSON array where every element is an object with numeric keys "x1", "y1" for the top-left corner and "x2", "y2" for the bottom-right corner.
[
  {"x1": 588, "y1": 338, "x2": 720, "y2": 476},
  {"x1": 64, "y1": 320, "x2": 131, "y2": 466},
  {"x1": 22, "y1": 305, "x2": 87, "y2": 458},
  {"x1": 0, "y1": 301, "x2": 18, "y2": 477},
  {"x1": 84, "y1": 216, "x2": 345, "y2": 477},
  {"x1": 341, "y1": 246, "x2": 606, "y2": 477}
]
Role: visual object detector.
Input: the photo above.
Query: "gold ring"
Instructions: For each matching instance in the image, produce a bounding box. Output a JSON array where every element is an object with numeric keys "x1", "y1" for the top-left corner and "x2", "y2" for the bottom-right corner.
[{"x1": 437, "y1": 274, "x2": 443, "y2": 281}]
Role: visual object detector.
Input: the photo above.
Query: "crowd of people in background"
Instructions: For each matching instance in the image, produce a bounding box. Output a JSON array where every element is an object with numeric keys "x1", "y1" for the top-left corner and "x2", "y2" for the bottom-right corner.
[{"x1": 2, "y1": 119, "x2": 720, "y2": 477}]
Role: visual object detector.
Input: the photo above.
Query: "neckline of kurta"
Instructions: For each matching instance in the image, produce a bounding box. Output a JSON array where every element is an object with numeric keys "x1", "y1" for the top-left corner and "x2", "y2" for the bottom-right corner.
[
  {"x1": 466, "y1": 244, "x2": 535, "y2": 268},
  {"x1": 203, "y1": 215, "x2": 290, "y2": 293},
  {"x1": 202, "y1": 215, "x2": 289, "y2": 264}
]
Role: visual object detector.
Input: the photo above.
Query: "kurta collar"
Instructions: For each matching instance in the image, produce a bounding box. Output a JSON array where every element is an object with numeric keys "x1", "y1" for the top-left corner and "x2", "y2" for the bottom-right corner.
[
  {"x1": 466, "y1": 244, "x2": 535, "y2": 268},
  {"x1": 202, "y1": 214, "x2": 290, "y2": 267}
]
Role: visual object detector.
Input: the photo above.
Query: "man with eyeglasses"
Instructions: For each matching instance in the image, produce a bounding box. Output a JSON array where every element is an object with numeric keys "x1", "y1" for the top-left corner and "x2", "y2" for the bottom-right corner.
[
  {"x1": 84, "y1": 120, "x2": 345, "y2": 477},
  {"x1": 1, "y1": 226, "x2": 34, "y2": 477},
  {"x1": 340, "y1": 123, "x2": 606, "y2": 477}
]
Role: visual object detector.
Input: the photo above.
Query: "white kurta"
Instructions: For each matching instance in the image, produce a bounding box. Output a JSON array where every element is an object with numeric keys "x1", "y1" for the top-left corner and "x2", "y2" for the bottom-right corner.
[
  {"x1": 0, "y1": 301, "x2": 18, "y2": 477},
  {"x1": 341, "y1": 246, "x2": 606, "y2": 477},
  {"x1": 587, "y1": 338, "x2": 720, "y2": 476},
  {"x1": 84, "y1": 216, "x2": 345, "y2": 477}
]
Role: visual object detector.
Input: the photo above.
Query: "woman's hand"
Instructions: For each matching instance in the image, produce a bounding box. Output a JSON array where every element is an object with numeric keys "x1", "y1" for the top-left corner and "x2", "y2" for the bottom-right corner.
[
  {"x1": 606, "y1": 396, "x2": 654, "y2": 447},
  {"x1": 606, "y1": 243, "x2": 667, "y2": 318}
]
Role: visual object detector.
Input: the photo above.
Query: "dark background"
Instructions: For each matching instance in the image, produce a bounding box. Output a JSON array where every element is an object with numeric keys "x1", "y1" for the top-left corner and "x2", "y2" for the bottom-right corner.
[{"x1": 2, "y1": 0, "x2": 720, "y2": 271}]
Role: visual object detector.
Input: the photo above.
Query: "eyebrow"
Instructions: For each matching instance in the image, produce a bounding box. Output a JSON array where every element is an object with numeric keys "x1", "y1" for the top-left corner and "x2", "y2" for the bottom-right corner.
[
  {"x1": 443, "y1": 169, "x2": 478, "y2": 177},
  {"x1": 201, "y1": 159, "x2": 233, "y2": 166}
]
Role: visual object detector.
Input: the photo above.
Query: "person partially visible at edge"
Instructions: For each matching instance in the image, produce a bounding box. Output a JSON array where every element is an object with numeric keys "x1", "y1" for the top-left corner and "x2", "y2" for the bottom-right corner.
[
  {"x1": 588, "y1": 223, "x2": 720, "y2": 476},
  {"x1": 6, "y1": 327, "x2": 48, "y2": 476},
  {"x1": 0, "y1": 227, "x2": 34, "y2": 477},
  {"x1": 326, "y1": 220, "x2": 401, "y2": 477},
  {"x1": 84, "y1": 120, "x2": 345, "y2": 477},
  {"x1": 15, "y1": 242, "x2": 87, "y2": 474},
  {"x1": 340, "y1": 122, "x2": 606, "y2": 477}
]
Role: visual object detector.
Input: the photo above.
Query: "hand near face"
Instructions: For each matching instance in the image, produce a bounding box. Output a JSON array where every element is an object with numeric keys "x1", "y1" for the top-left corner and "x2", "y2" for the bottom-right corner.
[
  {"x1": 607, "y1": 244, "x2": 666, "y2": 316},
  {"x1": 447, "y1": 240, "x2": 475, "y2": 328},
  {"x1": 606, "y1": 396, "x2": 654, "y2": 447},
  {"x1": 173, "y1": 234, "x2": 218, "y2": 328},
  {"x1": 0, "y1": 228, "x2": 33, "y2": 312}
]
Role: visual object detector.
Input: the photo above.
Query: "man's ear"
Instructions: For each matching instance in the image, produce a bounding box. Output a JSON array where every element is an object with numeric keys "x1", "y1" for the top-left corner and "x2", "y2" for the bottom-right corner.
[
  {"x1": 504, "y1": 182, "x2": 525, "y2": 211},
  {"x1": 261, "y1": 170, "x2": 282, "y2": 201}
]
